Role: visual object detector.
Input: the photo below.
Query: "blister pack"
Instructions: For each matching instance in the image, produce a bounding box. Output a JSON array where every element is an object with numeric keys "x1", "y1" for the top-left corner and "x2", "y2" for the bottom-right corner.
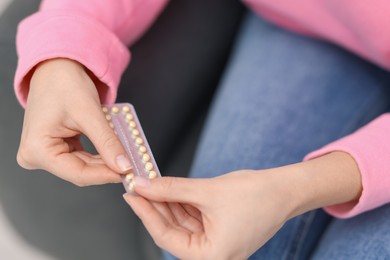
[{"x1": 102, "y1": 103, "x2": 161, "y2": 192}]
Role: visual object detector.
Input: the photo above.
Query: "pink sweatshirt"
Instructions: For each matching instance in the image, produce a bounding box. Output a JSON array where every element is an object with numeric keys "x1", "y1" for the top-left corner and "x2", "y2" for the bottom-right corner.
[{"x1": 15, "y1": 0, "x2": 390, "y2": 218}]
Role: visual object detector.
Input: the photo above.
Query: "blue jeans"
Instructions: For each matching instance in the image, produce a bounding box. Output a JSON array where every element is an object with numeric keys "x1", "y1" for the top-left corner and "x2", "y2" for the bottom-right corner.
[{"x1": 164, "y1": 12, "x2": 390, "y2": 259}]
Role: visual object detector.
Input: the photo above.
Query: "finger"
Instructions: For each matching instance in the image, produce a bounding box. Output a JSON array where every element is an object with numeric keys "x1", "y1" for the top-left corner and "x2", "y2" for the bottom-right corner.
[
  {"x1": 149, "y1": 202, "x2": 199, "y2": 235},
  {"x1": 167, "y1": 203, "x2": 203, "y2": 233},
  {"x1": 149, "y1": 201, "x2": 177, "y2": 225},
  {"x1": 77, "y1": 106, "x2": 132, "y2": 173},
  {"x1": 124, "y1": 194, "x2": 203, "y2": 258},
  {"x1": 149, "y1": 202, "x2": 201, "y2": 234},
  {"x1": 73, "y1": 151, "x2": 107, "y2": 165},
  {"x1": 46, "y1": 152, "x2": 122, "y2": 186},
  {"x1": 134, "y1": 176, "x2": 204, "y2": 205}
]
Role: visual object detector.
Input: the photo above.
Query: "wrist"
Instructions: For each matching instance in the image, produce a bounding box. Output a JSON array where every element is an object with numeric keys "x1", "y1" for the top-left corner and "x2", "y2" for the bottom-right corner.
[
  {"x1": 31, "y1": 58, "x2": 108, "y2": 103},
  {"x1": 32, "y1": 58, "x2": 84, "y2": 85},
  {"x1": 38, "y1": 58, "x2": 84, "y2": 70},
  {"x1": 286, "y1": 152, "x2": 362, "y2": 219},
  {"x1": 250, "y1": 167, "x2": 304, "y2": 222},
  {"x1": 32, "y1": 58, "x2": 86, "y2": 84}
]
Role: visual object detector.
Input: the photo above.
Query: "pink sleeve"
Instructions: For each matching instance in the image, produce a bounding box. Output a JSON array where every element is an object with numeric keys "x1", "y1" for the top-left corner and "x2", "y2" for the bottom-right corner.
[
  {"x1": 244, "y1": 0, "x2": 390, "y2": 72},
  {"x1": 304, "y1": 114, "x2": 390, "y2": 218},
  {"x1": 15, "y1": 0, "x2": 168, "y2": 106}
]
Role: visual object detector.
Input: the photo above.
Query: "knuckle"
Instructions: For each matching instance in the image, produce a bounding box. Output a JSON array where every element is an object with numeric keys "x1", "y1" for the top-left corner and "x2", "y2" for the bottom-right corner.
[
  {"x1": 72, "y1": 169, "x2": 89, "y2": 187},
  {"x1": 74, "y1": 181, "x2": 87, "y2": 188},
  {"x1": 16, "y1": 151, "x2": 30, "y2": 169},
  {"x1": 73, "y1": 177, "x2": 88, "y2": 187},
  {"x1": 16, "y1": 142, "x2": 40, "y2": 169}
]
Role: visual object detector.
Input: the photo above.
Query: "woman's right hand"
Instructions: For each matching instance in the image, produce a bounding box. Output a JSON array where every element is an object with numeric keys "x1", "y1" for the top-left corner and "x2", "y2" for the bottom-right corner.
[{"x1": 17, "y1": 58, "x2": 132, "y2": 186}]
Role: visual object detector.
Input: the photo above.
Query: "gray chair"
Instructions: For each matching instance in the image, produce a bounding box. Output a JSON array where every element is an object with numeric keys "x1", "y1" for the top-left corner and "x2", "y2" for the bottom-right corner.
[{"x1": 0, "y1": 1, "x2": 244, "y2": 259}]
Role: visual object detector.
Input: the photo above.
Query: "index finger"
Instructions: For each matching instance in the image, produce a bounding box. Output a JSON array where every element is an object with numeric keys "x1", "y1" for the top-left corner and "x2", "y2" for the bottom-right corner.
[
  {"x1": 46, "y1": 151, "x2": 121, "y2": 186},
  {"x1": 134, "y1": 176, "x2": 205, "y2": 205},
  {"x1": 124, "y1": 194, "x2": 205, "y2": 259}
]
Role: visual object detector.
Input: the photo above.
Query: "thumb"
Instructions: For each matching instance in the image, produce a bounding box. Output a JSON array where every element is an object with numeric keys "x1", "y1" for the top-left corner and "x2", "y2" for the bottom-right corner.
[
  {"x1": 133, "y1": 176, "x2": 203, "y2": 204},
  {"x1": 79, "y1": 107, "x2": 132, "y2": 173}
]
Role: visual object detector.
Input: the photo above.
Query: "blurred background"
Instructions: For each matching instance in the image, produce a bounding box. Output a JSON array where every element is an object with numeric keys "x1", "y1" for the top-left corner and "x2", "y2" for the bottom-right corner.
[
  {"x1": 0, "y1": 1, "x2": 53, "y2": 259},
  {"x1": 0, "y1": 0, "x2": 244, "y2": 259}
]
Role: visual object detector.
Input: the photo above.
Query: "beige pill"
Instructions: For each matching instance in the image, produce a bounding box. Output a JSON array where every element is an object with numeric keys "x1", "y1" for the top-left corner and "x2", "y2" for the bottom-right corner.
[
  {"x1": 111, "y1": 106, "x2": 119, "y2": 113},
  {"x1": 105, "y1": 114, "x2": 112, "y2": 121},
  {"x1": 135, "y1": 137, "x2": 143, "y2": 145},
  {"x1": 145, "y1": 162, "x2": 153, "y2": 171},
  {"x1": 139, "y1": 145, "x2": 147, "y2": 153},
  {"x1": 125, "y1": 173, "x2": 134, "y2": 183},
  {"x1": 132, "y1": 129, "x2": 140, "y2": 137},
  {"x1": 148, "y1": 171, "x2": 157, "y2": 179},
  {"x1": 125, "y1": 114, "x2": 133, "y2": 121},
  {"x1": 102, "y1": 107, "x2": 108, "y2": 113},
  {"x1": 128, "y1": 181, "x2": 135, "y2": 192},
  {"x1": 109, "y1": 122, "x2": 114, "y2": 129},
  {"x1": 122, "y1": 106, "x2": 130, "y2": 113},
  {"x1": 142, "y1": 154, "x2": 150, "y2": 162},
  {"x1": 129, "y1": 121, "x2": 136, "y2": 128}
]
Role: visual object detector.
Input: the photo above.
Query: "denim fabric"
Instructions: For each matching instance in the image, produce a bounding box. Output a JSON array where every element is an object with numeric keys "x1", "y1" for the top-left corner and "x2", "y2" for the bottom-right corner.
[
  {"x1": 164, "y1": 12, "x2": 390, "y2": 260},
  {"x1": 312, "y1": 205, "x2": 390, "y2": 260}
]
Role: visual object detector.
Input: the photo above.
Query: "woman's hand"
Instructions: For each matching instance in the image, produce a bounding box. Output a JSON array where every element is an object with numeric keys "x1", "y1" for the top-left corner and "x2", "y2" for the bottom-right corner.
[
  {"x1": 124, "y1": 152, "x2": 362, "y2": 259},
  {"x1": 17, "y1": 58, "x2": 132, "y2": 186},
  {"x1": 124, "y1": 169, "x2": 299, "y2": 259}
]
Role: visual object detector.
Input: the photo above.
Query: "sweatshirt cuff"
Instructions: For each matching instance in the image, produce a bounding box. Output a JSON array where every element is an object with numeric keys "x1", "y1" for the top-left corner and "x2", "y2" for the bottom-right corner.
[
  {"x1": 15, "y1": 10, "x2": 130, "y2": 107},
  {"x1": 304, "y1": 114, "x2": 390, "y2": 218}
]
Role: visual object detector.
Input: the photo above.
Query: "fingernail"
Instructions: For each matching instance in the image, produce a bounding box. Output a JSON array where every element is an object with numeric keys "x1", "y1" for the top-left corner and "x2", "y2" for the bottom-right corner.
[
  {"x1": 116, "y1": 154, "x2": 132, "y2": 172},
  {"x1": 134, "y1": 176, "x2": 151, "y2": 188}
]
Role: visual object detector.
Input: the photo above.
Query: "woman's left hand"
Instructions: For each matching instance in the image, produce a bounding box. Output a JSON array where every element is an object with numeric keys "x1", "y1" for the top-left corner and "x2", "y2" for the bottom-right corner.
[{"x1": 123, "y1": 169, "x2": 299, "y2": 260}]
